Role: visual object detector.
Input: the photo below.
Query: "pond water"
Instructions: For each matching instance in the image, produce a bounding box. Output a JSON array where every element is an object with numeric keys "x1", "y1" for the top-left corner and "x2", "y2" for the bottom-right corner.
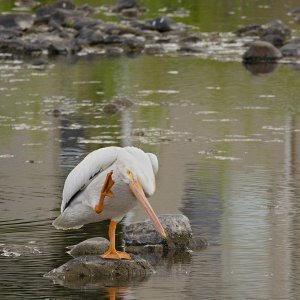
[{"x1": 1, "y1": 1, "x2": 300, "y2": 299}]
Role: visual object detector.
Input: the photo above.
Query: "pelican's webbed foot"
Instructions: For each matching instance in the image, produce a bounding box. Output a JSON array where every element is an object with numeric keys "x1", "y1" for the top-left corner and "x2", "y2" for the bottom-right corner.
[{"x1": 101, "y1": 249, "x2": 131, "y2": 260}]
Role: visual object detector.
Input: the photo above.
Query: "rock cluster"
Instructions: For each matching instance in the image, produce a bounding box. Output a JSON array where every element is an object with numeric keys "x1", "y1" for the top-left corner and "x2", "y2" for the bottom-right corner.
[
  {"x1": 45, "y1": 214, "x2": 207, "y2": 287},
  {"x1": 237, "y1": 19, "x2": 300, "y2": 62},
  {"x1": 0, "y1": 0, "x2": 299, "y2": 63},
  {"x1": 0, "y1": 0, "x2": 191, "y2": 57}
]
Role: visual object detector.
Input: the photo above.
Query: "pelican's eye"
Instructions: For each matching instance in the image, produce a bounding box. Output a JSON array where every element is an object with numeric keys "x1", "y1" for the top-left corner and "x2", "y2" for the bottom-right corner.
[{"x1": 127, "y1": 169, "x2": 134, "y2": 180}]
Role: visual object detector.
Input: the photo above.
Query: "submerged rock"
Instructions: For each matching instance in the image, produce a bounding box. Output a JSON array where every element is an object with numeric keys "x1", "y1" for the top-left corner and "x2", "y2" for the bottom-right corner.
[
  {"x1": 68, "y1": 237, "x2": 109, "y2": 258},
  {"x1": 103, "y1": 96, "x2": 133, "y2": 115},
  {"x1": 243, "y1": 40, "x2": 282, "y2": 62},
  {"x1": 123, "y1": 214, "x2": 194, "y2": 250},
  {"x1": 0, "y1": 243, "x2": 42, "y2": 257},
  {"x1": 44, "y1": 255, "x2": 153, "y2": 286}
]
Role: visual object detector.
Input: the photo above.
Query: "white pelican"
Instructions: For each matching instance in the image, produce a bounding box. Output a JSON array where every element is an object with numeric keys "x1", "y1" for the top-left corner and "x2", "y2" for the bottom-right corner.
[{"x1": 53, "y1": 146, "x2": 166, "y2": 260}]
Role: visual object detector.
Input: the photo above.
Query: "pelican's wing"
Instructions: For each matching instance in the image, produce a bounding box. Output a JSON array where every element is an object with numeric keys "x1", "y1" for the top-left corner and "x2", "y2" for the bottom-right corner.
[{"x1": 61, "y1": 146, "x2": 119, "y2": 212}]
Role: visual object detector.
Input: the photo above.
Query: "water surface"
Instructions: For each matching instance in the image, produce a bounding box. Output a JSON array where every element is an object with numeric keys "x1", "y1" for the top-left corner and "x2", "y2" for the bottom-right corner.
[{"x1": 1, "y1": 1, "x2": 300, "y2": 299}]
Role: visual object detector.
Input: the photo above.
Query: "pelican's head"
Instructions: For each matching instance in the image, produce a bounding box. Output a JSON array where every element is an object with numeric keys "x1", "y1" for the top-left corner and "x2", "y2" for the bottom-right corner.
[{"x1": 117, "y1": 152, "x2": 166, "y2": 239}]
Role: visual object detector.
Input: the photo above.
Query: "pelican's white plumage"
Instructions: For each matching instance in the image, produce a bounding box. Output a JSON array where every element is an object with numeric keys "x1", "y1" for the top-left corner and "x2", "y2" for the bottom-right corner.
[
  {"x1": 53, "y1": 146, "x2": 160, "y2": 231},
  {"x1": 61, "y1": 146, "x2": 118, "y2": 213}
]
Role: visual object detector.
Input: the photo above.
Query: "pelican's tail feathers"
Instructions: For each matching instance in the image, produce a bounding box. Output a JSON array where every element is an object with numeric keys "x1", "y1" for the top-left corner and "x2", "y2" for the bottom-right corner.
[{"x1": 52, "y1": 214, "x2": 83, "y2": 230}]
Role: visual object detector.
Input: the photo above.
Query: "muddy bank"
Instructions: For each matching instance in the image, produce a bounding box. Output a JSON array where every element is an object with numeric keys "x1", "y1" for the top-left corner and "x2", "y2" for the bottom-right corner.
[{"x1": 0, "y1": 0, "x2": 299, "y2": 65}]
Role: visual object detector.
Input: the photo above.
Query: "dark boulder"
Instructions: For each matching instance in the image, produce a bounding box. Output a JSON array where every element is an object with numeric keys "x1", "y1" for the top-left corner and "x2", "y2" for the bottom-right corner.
[{"x1": 243, "y1": 40, "x2": 282, "y2": 62}]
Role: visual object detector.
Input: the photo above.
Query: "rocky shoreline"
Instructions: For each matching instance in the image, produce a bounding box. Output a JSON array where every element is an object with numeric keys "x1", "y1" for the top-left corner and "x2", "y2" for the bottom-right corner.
[{"x1": 0, "y1": 0, "x2": 299, "y2": 65}]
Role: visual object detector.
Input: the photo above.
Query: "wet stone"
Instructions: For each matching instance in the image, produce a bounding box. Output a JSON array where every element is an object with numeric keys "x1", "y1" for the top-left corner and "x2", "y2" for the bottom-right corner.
[
  {"x1": 35, "y1": 0, "x2": 76, "y2": 23},
  {"x1": 0, "y1": 243, "x2": 42, "y2": 257},
  {"x1": 0, "y1": 37, "x2": 43, "y2": 55},
  {"x1": 280, "y1": 39, "x2": 300, "y2": 57},
  {"x1": 68, "y1": 237, "x2": 109, "y2": 258},
  {"x1": 179, "y1": 44, "x2": 204, "y2": 54},
  {"x1": 112, "y1": 0, "x2": 139, "y2": 13},
  {"x1": 0, "y1": 14, "x2": 34, "y2": 30},
  {"x1": 44, "y1": 255, "x2": 154, "y2": 285},
  {"x1": 260, "y1": 33, "x2": 285, "y2": 47},
  {"x1": 123, "y1": 214, "x2": 193, "y2": 250},
  {"x1": 243, "y1": 40, "x2": 282, "y2": 62}
]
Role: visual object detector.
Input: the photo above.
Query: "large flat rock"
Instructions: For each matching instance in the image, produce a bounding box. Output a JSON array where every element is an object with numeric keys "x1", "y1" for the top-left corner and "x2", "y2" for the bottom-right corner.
[{"x1": 44, "y1": 255, "x2": 153, "y2": 287}]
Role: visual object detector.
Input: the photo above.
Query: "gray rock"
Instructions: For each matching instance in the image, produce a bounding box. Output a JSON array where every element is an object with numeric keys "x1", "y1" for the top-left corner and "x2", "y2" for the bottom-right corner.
[
  {"x1": 68, "y1": 237, "x2": 109, "y2": 258},
  {"x1": 261, "y1": 33, "x2": 284, "y2": 47},
  {"x1": 123, "y1": 37, "x2": 145, "y2": 53},
  {"x1": 236, "y1": 20, "x2": 290, "y2": 42},
  {"x1": 105, "y1": 46, "x2": 124, "y2": 57},
  {"x1": 0, "y1": 14, "x2": 34, "y2": 30},
  {"x1": 179, "y1": 34, "x2": 203, "y2": 43},
  {"x1": 76, "y1": 27, "x2": 104, "y2": 46},
  {"x1": 144, "y1": 44, "x2": 165, "y2": 55},
  {"x1": 179, "y1": 44, "x2": 204, "y2": 54},
  {"x1": 235, "y1": 24, "x2": 262, "y2": 37},
  {"x1": 112, "y1": 0, "x2": 139, "y2": 13},
  {"x1": 35, "y1": 0, "x2": 76, "y2": 23},
  {"x1": 120, "y1": 8, "x2": 140, "y2": 19},
  {"x1": 280, "y1": 39, "x2": 300, "y2": 57},
  {"x1": 48, "y1": 40, "x2": 81, "y2": 55},
  {"x1": 123, "y1": 214, "x2": 193, "y2": 250},
  {"x1": 72, "y1": 17, "x2": 101, "y2": 31},
  {"x1": 44, "y1": 255, "x2": 154, "y2": 287},
  {"x1": 243, "y1": 40, "x2": 282, "y2": 62},
  {"x1": 261, "y1": 20, "x2": 291, "y2": 41},
  {"x1": 0, "y1": 37, "x2": 43, "y2": 55}
]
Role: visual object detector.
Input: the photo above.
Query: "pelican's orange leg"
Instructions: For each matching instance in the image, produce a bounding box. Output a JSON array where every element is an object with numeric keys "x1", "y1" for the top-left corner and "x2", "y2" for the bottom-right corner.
[
  {"x1": 95, "y1": 171, "x2": 114, "y2": 214},
  {"x1": 101, "y1": 220, "x2": 131, "y2": 260}
]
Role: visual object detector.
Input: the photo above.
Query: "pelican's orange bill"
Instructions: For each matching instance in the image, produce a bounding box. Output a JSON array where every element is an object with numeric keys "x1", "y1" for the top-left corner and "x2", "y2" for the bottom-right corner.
[{"x1": 129, "y1": 180, "x2": 167, "y2": 239}]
